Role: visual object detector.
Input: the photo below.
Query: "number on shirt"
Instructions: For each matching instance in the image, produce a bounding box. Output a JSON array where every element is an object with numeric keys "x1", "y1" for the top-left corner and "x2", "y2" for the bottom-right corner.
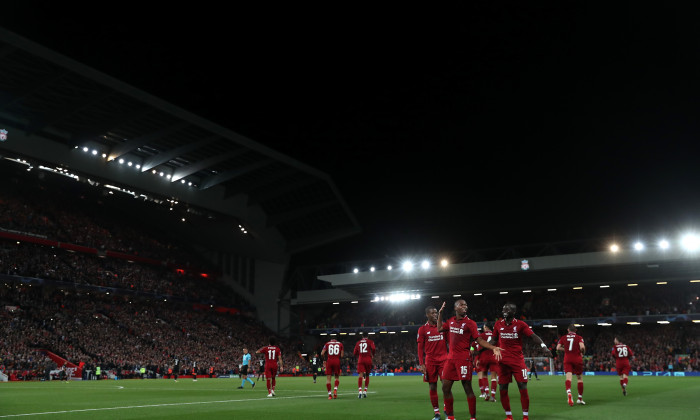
[
  {"x1": 567, "y1": 337, "x2": 574, "y2": 351},
  {"x1": 359, "y1": 342, "x2": 367, "y2": 353},
  {"x1": 522, "y1": 369, "x2": 528, "y2": 381},
  {"x1": 328, "y1": 344, "x2": 340, "y2": 355},
  {"x1": 268, "y1": 348, "x2": 276, "y2": 359},
  {"x1": 460, "y1": 366, "x2": 469, "y2": 376},
  {"x1": 617, "y1": 346, "x2": 628, "y2": 357}
]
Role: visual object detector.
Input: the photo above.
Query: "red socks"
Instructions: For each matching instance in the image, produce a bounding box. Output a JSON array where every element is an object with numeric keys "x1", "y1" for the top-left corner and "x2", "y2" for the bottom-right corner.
[
  {"x1": 429, "y1": 389, "x2": 439, "y2": 409},
  {"x1": 500, "y1": 389, "x2": 511, "y2": 412},
  {"x1": 327, "y1": 382, "x2": 331, "y2": 392},
  {"x1": 565, "y1": 379, "x2": 571, "y2": 392},
  {"x1": 266, "y1": 379, "x2": 271, "y2": 393},
  {"x1": 519, "y1": 388, "x2": 529, "y2": 413},
  {"x1": 467, "y1": 396, "x2": 476, "y2": 418},
  {"x1": 358, "y1": 377, "x2": 363, "y2": 388},
  {"x1": 577, "y1": 381, "x2": 584, "y2": 396},
  {"x1": 444, "y1": 397, "x2": 454, "y2": 417},
  {"x1": 365, "y1": 376, "x2": 369, "y2": 389}
]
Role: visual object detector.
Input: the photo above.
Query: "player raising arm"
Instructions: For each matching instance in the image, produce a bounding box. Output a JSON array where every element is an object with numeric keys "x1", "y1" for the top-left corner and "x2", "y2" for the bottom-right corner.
[
  {"x1": 494, "y1": 303, "x2": 553, "y2": 420},
  {"x1": 437, "y1": 300, "x2": 501, "y2": 420}
]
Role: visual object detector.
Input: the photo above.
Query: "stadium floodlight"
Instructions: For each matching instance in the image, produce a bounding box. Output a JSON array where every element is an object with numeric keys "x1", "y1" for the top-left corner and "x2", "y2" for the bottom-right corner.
[
  {"x1": 690, "y1": 280, "x2": 700, "y2": 283},
  {"x1": 574, "y1": 324, "x2": 583, "y2": 327},
  {"x1": 659, "y1": 239, "x2": 670, "y2": 249},
  {"x1": 136, "y1": 164, "x2": 141, "y2": 169},
  {"x1": 421, "y1": 260, "x2": 430, "y2": 269},
  {"x1": 370, "y1": 266, "x2": 375, "y2": 272},
  {"x1": 573, "y1": 286, "x2": 583, "y2": 290},
  {"x1": 82, "y1": 147, "x2": 89, "y2": 152},
  {"x1": 127, "y1": 161, "x2": 133, "y2": 166},
  {"x1": 332, "y1": 302, "x2": 339, "y2": 305},
  {"x1": 682, "y1": 233, "x2": 700, "y2": 251},
  {"x1": 693, "y1": 320, "x2": 700, "y2": 323},
  {"x1": 634, "y1": 242, "x2": 644, "y2": 251},
  {"x1": 401, "y1": 330, "x2": 409, "y2": 333},
  {"x1": 351, "y1": 301, "x2": 358, "y2": 304},
  {"x1": 628, "y1": 283, "x2": 638, "y2": 287},
  {"x1": 656, "y1": 281, "x2": 667, "y2": 285},
  {"x1": 627, "y1": 322, "x2": 641, "y2": 325},
  {"x1": 499, "y1": 291, "x2": 508, "y2": 294},
  {"x1": 597, "y1": 322, "x2": 612, "y2": 326},
  {"x1": 600, "y1": 285, "x2": 610, "y2": 288},
  {"x1": 118, "y1": 158, "x2": 124, "y2": 164},
  {"x1": 353, "y1": 268, "x2": 359, "y2": 273},
  {"x1": 543, "y1": 324, "x2": 557, "y2": 328},
  {"x1": 387, "y1": 265, "x2": 393, "y2": 270},
  {"x1": 473, "y1": 293, "x2": 482, "y2": 296},
  {"x1": 522, "y1": 290, "x2": 531, "y2": 293},
  {"x1": 431, "y1": 295, "x2": 439, "y2": 298},
  {"x1": 102, "y1": 153, "x2": 107, "y2": 158},
  {"x1": 159, "y1": 172, "x2": 164, "y2": 176},
  {"x1": 453, "y1": 294, "x2": 462, "y2": 297},
  {"x1": 547, "y1": 288, "x2": 557, "y2": 291},
  {"x1": 441, "y1": 259, "x2": 449, "y2": 267},
  {"x1": 402, "y1": 261, "x2": 414, "y2": 271},
  {"x1": 92, "y1": 150, "x2": 98, "y2": 155},
  {"x1": 320, "y1": 333, "x2": 327, "y2": 336},
  {"x1": 657, "y1": 321, "x2": 670, "y2": 324},
  {"x1": 610, "y1": 244, "x2": 620, "y2": 252},
  {"x1": 188, "y1": 182, "x2": 192, "y2": 186}
]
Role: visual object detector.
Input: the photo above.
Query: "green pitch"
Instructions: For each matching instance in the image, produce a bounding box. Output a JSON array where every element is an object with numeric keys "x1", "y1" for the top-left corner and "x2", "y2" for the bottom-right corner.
[{"x1": 0, "y1": 375, "x2": 698, "y2": 419}]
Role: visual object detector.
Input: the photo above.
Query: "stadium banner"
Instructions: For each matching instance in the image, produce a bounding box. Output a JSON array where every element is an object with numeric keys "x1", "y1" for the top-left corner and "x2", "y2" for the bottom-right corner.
[
  {"x1": 0, "y1": 230, "x2": 57, "y2": 247},
  {"x1": 38, "y1": 349, "x2": 83, "y2": 380},
  {"x1": 350, "y1": 371, "x2": 700, "y2": 377}
]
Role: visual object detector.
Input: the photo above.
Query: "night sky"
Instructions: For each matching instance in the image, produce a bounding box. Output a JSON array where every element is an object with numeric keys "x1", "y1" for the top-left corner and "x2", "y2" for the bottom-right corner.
[{"x1": 6, "y1": 4, "x2": 700, "y2": 266}]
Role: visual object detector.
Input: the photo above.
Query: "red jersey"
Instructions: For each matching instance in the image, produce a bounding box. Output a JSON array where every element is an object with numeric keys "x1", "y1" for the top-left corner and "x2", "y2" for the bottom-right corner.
[
  {"x1": 323, "y1": 339, "x2": 344, "y2": 363},
  {"x1": 493, "y1": 318, "x2": 534, "y2": 362},
  {"x1": 558, "y1": 332, "x2": 584, "y2": 363},
  {"x1": 417, "y1": 322, "x2": 448, "y2": 364},
  {"x1": 353, "y1": 338, "x2": 376, "y2": 362},
  {"x1": 258, "y1": 345, "x2": 281, "y2": 366},
  {"x1": 612, "y1": 343, "x2": 633, "y2": 362},
  {"x1": 442, "y1": 316, "x2": 479, "y2": 361},
  {"x1": 477, "y1": 330, "x2": 496, "y2": 357}
]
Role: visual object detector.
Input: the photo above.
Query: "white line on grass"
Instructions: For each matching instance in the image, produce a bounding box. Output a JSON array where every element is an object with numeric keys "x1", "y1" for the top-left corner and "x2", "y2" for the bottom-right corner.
[{"x1": 0, "y1": 392, "x2": 376, "y2": 418}]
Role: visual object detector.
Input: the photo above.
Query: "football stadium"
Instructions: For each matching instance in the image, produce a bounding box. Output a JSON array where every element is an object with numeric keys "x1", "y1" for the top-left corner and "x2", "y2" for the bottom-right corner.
[{"x1": 1, "y1": 15, "x2": 700, "y2": 420}]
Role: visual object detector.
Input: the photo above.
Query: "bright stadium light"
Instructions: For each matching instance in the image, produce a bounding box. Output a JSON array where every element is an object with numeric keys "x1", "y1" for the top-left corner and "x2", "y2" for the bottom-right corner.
[
  {"x1": 440, "y1": 259, "x2": 449, "y2": 267},
  {"x1": 682, "y1": 233, "x2": 700, "y2": 251},
  {"x1": 634, "y1": 242, "x2": 644, "y2": 251},
  {"x1": 610, "y1": 244, "x2": 620, "y2": 252},
  {"x1": 421, "y1": 260, "x2": 430, "y2": 269},
  {"x1": 402, "y1": 261, "x2": 414, "y2": 272},
  {"x1": 353, "y1": 268, "x2": 359, "y2": 273},
  {"x1": 659, "y1": 239, "x2": 670, "y2": 249},
  {"x1": 387, "y1": 265, "x2": 393, "y2": 270},
  {"x1": 82, "y1": 147, "x2": 89, "y2": 152},
  {"x1": 370, "y1": 266, "x2": 375, "y2": 272}
]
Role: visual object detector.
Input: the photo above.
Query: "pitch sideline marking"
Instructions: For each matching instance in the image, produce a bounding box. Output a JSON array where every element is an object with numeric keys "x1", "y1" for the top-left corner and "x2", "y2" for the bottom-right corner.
[{"x1": 0, "y1": 392, "x2": 377, "y2": 417}]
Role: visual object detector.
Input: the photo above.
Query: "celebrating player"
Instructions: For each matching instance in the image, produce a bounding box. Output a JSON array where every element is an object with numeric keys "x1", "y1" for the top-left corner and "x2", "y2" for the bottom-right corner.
[
  {"x1": 556, "y1": 324, "x2": 586, "y2": 406},
  {"x1": 476, "y1": 323, "x2": 499, "y2": 402},
  {"x1": 321, "y1": 337, "x2": 344, "y2": 399},
  {"x1": 417, "y1": 305, "x2": 449, "y2": 420},
  {"x1": 256, "y1": 337, "x2": 283, "y2": 397},
  {"x1": 353, "y1": 332, "x2": 376, "y2": 398},
  {"x1": 437, "y1": 300, "x2": 502, "y2": 420},
  {"x1": 493, "y1": 303, "x2": 553, "y2": 420},
  {"x1": 612, "y1": 337, "x2": 634, "y2": 396}
]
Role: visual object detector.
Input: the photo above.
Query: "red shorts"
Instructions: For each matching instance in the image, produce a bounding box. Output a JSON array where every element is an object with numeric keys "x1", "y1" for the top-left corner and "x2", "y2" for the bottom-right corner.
[
  {"x1": 325, "y1": 360, "x2": 341, "y2": 376},
  {"x1": 265, "y1": 364, "x2": 278, "y2": 378},
  {"x1": 357, "y1": 360, "x2": 373, "y2": 374},
  {"x1": 616, "y1": 362, "x2": 631, "y2": 376},
  {"x1": 479, "y1": 353, "x2": 500, "y2": 375},
  {"x1": 423, "y1": 360, "x2": 445, "y2": 383},
  {"x1": 564, "y1": 360, "x2": 583, "y2": 375},
  {"x1": 442, "y1": 359, "x2": 473, "y2": 381},
  {"x1": 498, "y1": 358, "x2": 528, "y2": 384}
]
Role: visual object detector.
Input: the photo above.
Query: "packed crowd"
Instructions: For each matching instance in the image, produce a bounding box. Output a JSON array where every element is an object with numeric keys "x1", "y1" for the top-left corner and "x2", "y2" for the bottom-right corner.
[
  {"x1": 307, "y1": 285, "x2": 698, "y2": 329},
  {"x1": 0, "y1": 283, "x2": 299, "y2": 380}
]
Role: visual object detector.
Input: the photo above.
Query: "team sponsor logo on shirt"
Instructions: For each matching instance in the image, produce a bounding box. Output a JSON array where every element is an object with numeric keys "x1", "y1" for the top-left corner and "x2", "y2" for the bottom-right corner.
[
  {"x1": 450, "y1": 326, "x2": 464, "y2": 335},
  {"x1": 500, "y1": 332, "x2": 519, "y2": 339}
]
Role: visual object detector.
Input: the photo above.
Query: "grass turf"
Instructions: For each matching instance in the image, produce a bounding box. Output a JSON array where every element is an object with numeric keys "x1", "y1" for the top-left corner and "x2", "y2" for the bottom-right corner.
[{"x1": 0, "y1": 375, "x2": 698, "y2": 419}]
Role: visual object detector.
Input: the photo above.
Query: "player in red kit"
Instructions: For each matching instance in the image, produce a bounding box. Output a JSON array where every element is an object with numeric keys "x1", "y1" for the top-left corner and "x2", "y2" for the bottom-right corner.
[
  {"x1": 256, "y1": 336, "x2": 283, "y2": 397},
  {"x1": 476, "y1": 323, "x2": 499, "y2": 403},
  {"x1": 417, "y1": 305, "x2": 449, "y2": 420},
  {"x1": 494, "y1": 303, "x2": 552, "y2": 420},
  {"x1": 612, "y1": 337, "x2": 634, "y2": 396},
  {"x1": 353, "y1": 332, "x2": 376, "y2": 398},
  {"x1": 321, "y1": 337, "x2": 344, "y2": 399},
  {"x1": 556, "y1": 324, "x2": 586, "y2": 406},
  {"x1": 438, "y1": 300, "x2": 502, "y2": 420}
]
